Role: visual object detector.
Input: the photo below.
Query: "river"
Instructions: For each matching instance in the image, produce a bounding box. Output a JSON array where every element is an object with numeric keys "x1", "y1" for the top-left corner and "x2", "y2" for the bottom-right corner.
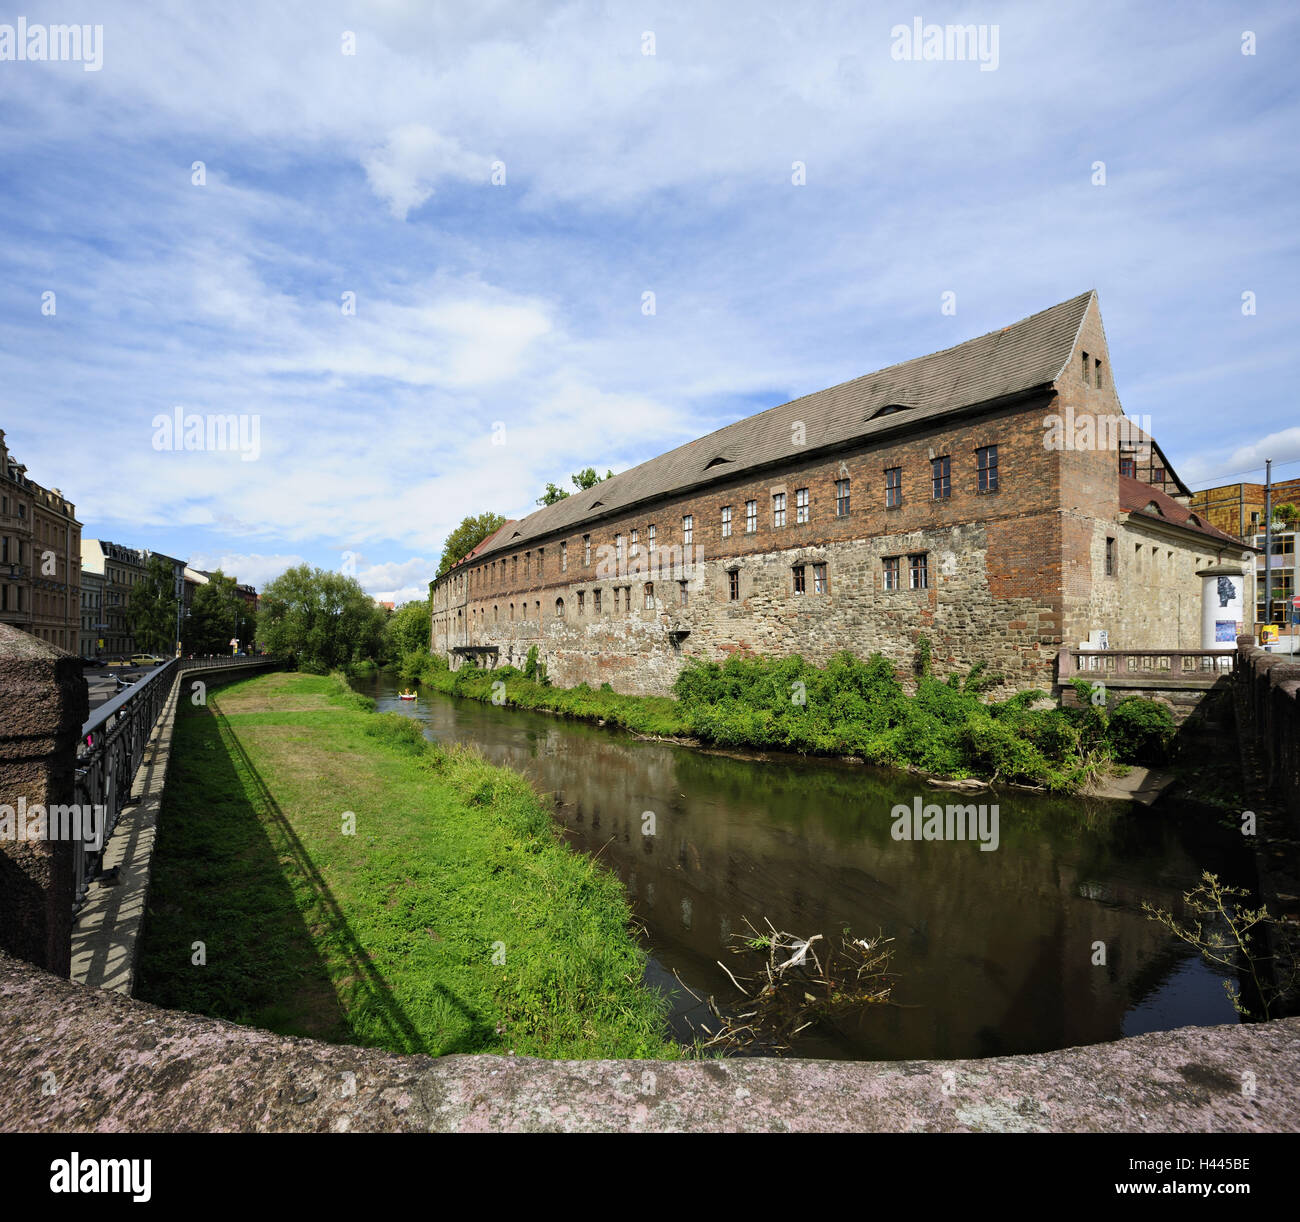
[{"x1": 349, "y1": 668, "x2": 1250, "y2": 1061}]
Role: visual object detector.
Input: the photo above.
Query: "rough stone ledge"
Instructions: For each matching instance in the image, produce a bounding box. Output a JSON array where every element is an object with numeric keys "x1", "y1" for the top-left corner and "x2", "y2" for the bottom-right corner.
[{"x1": 2, "y1": 953, "x2": 1298, "y2": 1133}]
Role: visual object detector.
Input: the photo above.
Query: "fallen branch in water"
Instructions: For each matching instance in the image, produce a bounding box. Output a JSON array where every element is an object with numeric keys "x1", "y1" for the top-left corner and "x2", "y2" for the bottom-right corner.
[{"x1": 701, "y1": 917, "x2": 896, "y2": 1056}]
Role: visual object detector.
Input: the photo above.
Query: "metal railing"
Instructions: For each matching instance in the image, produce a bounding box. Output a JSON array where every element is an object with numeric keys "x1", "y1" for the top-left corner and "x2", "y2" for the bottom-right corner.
[{"x1": 71, "y1": 655, "x2": 278, "y2": 911}]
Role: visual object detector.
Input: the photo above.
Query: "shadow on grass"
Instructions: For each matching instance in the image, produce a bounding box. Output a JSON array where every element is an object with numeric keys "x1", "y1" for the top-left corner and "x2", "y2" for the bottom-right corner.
[{"x1": 140, "y1": 685, "x2": 495, "y2": 1055}]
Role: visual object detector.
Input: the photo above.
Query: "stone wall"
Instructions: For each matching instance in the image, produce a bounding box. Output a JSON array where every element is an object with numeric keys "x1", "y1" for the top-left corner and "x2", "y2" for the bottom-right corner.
[
  {"x1": 0, "y1": 625, "x2": 86, "y2": 976},
  {"x1": 1235, "y1": 638, "x2": 1300, "y2": 830},
  {"x1": 2, "y1": 949, "x2": 1296, "y2": 1132}
]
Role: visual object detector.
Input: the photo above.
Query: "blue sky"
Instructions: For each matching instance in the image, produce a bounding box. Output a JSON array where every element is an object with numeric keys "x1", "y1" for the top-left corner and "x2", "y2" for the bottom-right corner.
[{"x1": 1, "y1": 1, "x2": 1297, "y2": 602}]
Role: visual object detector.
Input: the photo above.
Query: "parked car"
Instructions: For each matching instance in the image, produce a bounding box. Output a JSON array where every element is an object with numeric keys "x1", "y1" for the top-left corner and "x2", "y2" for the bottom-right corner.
[{"x1": 130, "y1": 653, "x2": 162, "y2": 667}]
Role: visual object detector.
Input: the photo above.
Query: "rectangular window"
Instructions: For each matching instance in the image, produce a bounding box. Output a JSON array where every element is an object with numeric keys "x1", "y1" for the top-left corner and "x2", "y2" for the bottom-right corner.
[
  {"x1": 594, "y1": 588, "x2": 602, "y2": 614},
  {"x1": 583, "y1": 534, "x2": 591, "y2": 565},
  {"x1": 626, "y1": 586, "x2": 634, "y2": 615},
  {"x1": 1119, "y1": 456, "x2": 1136, "y2": 479},
  {"x1": 682, "y1": 515, "x2": 693, "y2": 546},
  {"x1": 1082, "y1": 351, "x2": 1090, "y2": 382},
  {"x1": 883, "y1": 556, "x2": 900, "y2": 590},
  {"x1": 976, "y1": 445, "x2": 999, "y2": 493},
  {"x1": 813, "y1": 563, "x2": 827, "y2": 594},
  {"x1": 792, "y1": 564, "x2": 806, "y2": 594},
  {"x1": 615, "y1": 534, "x2": 625, "y2": 570},
  {"x1": 721, "y1": 505, "x2": 732, "y2": 538},
  {"x1": 835, "y1": 478, "x2": 850, "y2": 516},
  {"x1": 795, "y1": 487, "x2": 809, "y2": 524},
  {"x1": 577, "y1": 590, "x2": 585, "y2": 613},
  {"x1": 1151, "y1": 466, "x2": 1166, "y2": 485},
  {"x1": 909, "y1": 553, "x2": 928, "y2": 590},
  {"x1": 885, "y1": 467, "x2": 901, "y2": 508},
  {"x1": 728, "y1": 570, "x2": 740, "y2": 601},
  {"x1": 1095, "y1": 358, "x2": 1103, "y2": 389},
  {"x1": 612, "y1": 586, "x2": 620, "y2": 612},
  {"x1": 644, "y1": 583, "x2": 655, "y2": 609},
  {"x1": 1105, "y1": 537, "x2": 1116, "y2": 577},
  {"x1": 931, "y1": 457, "x2": 951, "y2": 500},
  {"x1": 630, "y1": 528, "x2": 639, "y2": 558},
  {"x1": 773, "y1": 492, "x2": 786, "y2": 527},
  {"x1": 538, "y1": 548, "x2": 544, "y2": 577},
  {"x1": 524, "y1": 552, "x2": 530, "y2": 578},
  {"x1": 679, "y1": 581, "x2": 688, "y2": 607},
  {"x1": 647, "y1": 523, "x2": 656, "y2": 550},
  {"x1": 745, "y1": 500, "x2": 757, "y2": 532},
  {"x1": 561, "y1": 541, "x2": 567, "y2": 572}
]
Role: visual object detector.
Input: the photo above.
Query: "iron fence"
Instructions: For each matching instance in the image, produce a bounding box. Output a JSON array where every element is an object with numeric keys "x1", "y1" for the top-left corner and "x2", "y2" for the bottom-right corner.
[{"x1": 71, "y1": 656, "x2": 278, "y2": 911}]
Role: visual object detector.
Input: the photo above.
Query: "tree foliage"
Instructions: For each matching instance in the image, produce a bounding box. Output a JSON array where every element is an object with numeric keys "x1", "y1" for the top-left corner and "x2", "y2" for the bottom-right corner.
[
  {"x1": 536, "y1": 467, "x2": 614, "y2": 506},
  {"x1": 182, "y1": 570, "x2": 254, "y2": 655},
  {"x1": 127, "y1": 556, "x2": 179, "y2": 654},
  {"x1": 256, "y1": 564, "x2": 385, "y2": 670},
  {"x1": 437, "y1": 512, "x2": 506, "y2": 576},
  {"x1": 384, "y1": 596, "x2": 431, "y2": 659}
]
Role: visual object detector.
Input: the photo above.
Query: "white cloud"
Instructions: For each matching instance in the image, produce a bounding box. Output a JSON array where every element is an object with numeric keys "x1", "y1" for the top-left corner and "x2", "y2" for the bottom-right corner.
[
  {"x1": 1181, "y1": 427, "x2": 1300, "y2": 486},
  {"x1": 185, "y1": 552, "x2": 306, "y2": 590},
  {"x1": 362, "y1": 124, "x2": 486, "y2": 219}
]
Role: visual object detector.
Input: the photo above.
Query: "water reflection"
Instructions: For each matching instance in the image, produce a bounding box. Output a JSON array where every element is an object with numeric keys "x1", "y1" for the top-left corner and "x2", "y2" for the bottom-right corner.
[{"x1": 351, "y1": 670, "x2": 1249, "y2": 1060}]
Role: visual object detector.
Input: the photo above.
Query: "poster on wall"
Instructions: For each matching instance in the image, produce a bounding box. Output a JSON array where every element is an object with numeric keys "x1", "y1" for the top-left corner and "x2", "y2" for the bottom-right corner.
[{"x1": 1215, "y1": 620, "x2": 1237, "y2": 643}]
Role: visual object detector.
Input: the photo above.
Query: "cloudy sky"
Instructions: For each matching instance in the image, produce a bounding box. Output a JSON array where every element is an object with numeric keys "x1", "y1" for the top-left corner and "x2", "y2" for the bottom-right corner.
[{"x1": 2, "y1": 1, "x2": 1296, "y2": 604}]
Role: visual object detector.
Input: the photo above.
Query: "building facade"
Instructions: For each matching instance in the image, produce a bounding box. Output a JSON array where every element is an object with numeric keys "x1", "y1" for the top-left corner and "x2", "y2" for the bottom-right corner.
[
  {"x1": 79, "y1": 569, "x2": 105, "y2": 659},
  {"x1": 1189, "y1": 477, "x2": 1300, "y2": 542},
  {"x1": 431, "y1": 293, "x2": 1255, "y2": 697},
  {"x1": 80, "y1": 539, "x2": 147, "y2": 658},
  {"x1": 0, "y1": 429, "x2": 81, "y2": 653}
]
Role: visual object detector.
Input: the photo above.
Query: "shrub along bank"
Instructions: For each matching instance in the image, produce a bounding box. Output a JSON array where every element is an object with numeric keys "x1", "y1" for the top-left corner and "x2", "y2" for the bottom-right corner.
[{"x1": 395, "y1": 643, "x2": 1175, "y2": 793}]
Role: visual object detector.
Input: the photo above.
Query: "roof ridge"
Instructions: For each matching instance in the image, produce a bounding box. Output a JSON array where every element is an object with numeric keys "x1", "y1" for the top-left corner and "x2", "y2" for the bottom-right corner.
[{"x1": 468, "y1": 291, "x2": 1098, "y2": 561}]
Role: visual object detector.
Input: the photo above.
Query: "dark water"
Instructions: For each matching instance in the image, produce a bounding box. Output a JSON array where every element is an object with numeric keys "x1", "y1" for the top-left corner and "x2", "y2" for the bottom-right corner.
[{"x1": 350, "y1": 669, "x2": 1251, "y2": 1061}]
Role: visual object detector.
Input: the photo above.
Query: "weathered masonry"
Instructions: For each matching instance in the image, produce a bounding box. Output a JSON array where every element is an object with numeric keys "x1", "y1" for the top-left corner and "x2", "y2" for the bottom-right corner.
[{"x1": 431, "y1": 292, "x2": 1256, "y2": 697}]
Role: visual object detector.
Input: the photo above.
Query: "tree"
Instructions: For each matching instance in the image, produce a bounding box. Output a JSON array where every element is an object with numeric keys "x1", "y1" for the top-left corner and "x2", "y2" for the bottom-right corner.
[
  {"x1": 383, "y1": 596, "x2": 431, "y2": 660},
  {"x1": 182, "y1": 569, "x2": 243, "y2": 655},
  {"x1": 437, "y1": 512, "x2": 505, "y2": 576},
  {"x1": 536, "y1": 467, "x2": 614, "y2": 506},
  {"x1": 257, "y1": 565, "x2": 386, "y2": 671},
  {"x1": 128, "y1": 556, "x2": 179, "y2": 654},
  {"x1": 1273, "y1": 502, "x2": 1298, "y2": 530}
]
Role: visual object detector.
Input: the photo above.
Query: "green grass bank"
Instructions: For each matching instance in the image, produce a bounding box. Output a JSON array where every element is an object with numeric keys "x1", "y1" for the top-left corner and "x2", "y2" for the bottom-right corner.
[
  {"x1": 395, "y1": 644, "x2": 1176, "y2": 793},
  {"x1": 136, "y1": 670, "x2": 676, "y2": 1060}
]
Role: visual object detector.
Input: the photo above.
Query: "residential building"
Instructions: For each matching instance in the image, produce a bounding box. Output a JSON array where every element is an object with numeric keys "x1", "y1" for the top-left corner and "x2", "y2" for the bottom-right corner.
[
  {"x1": 80, "y1": 539, "x2": 146, "y2": 658},
  {"x1": 0, "y1": 429, "x2": 81, "y2": 653}
]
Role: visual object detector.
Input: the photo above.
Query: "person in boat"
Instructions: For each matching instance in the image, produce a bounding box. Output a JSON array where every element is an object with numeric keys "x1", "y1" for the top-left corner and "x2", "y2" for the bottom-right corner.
[{"x1": 399, "y1": 690, "x2": 417, "y2": 699}]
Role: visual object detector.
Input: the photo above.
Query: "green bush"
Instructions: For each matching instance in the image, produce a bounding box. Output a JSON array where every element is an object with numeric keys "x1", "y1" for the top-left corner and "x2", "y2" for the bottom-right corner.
[{"x1": 1107, "y1": 697, "x2": 1175, "y2": 765}]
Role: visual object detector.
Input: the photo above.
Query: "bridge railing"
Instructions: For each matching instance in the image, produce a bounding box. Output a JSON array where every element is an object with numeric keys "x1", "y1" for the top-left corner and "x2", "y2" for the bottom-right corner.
[
  {"x1": 1057, "y1": 649, "x2": 1236, "y2": 682},
  {"x1": 71, "y1": 656, "x2": 278, "y2": 911}
]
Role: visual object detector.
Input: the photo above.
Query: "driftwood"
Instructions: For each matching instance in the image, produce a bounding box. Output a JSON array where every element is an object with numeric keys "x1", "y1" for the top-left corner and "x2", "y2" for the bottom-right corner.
[{"x1": 684, "y1": 917, "x2": 895, "y2": 1056}]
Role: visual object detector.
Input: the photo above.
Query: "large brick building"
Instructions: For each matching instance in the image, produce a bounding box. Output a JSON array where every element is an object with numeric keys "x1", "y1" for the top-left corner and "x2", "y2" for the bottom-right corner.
[{"x1": 431, "y1": 292, "x2": 1255, "y2": 696}]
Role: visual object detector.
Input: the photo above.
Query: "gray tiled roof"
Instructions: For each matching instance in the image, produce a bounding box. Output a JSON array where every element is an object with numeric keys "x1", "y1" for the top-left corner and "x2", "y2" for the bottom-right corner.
[{"x1": 476, "y1": 291, "x2": 1094, "y2": 559}]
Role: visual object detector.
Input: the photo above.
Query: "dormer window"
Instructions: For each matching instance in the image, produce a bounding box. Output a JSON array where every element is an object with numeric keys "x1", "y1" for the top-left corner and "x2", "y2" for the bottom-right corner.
[{"x1": 704, "y1": 456, "x2": 732, "y2": 470}]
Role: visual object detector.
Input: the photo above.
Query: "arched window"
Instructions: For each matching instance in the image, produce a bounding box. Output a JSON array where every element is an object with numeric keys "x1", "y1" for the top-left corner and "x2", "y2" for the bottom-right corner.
[{"x1": 556, "y1": 597, "x2": 565, "y2": 617}]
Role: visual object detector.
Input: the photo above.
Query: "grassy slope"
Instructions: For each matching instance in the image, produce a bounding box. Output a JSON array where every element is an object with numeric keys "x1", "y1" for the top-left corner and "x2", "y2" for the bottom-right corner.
[{"x1": 136, "y1": 671, "x2": 675, "y2": 1060}]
